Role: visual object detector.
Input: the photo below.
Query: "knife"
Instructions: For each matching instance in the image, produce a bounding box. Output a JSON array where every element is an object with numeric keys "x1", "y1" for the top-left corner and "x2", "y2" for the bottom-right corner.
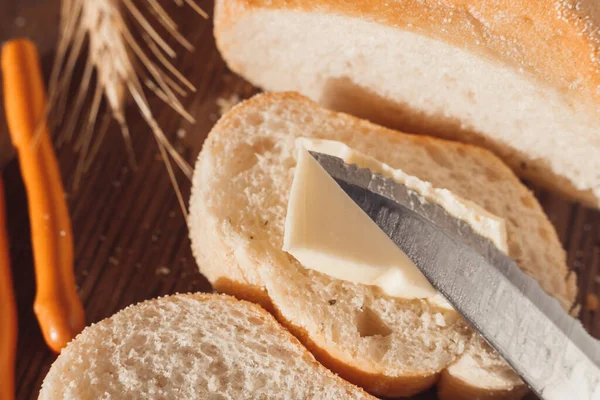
[{"x1": 311, "y1": 151, "x2": 600, "y2": 400}]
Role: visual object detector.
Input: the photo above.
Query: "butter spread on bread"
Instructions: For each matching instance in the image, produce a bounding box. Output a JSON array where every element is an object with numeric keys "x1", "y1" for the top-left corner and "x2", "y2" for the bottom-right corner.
[
  {"x1": 189, "y1": 92, "x2": 575, "y2": 399},
  {"x1": 283, "y1": 139, "x2": 510, "y2": 308},
  {"x1": 283, "y1": 146, "x2": 437, "y2": 299}
]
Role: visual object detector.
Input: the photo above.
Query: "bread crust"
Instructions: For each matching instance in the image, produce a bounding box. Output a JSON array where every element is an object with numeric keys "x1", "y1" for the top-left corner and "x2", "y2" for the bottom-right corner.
[
  {"x1": 437, "y1": 368, "x2": 530, "y2": 400},
  {"x1": 190, "y1": 92, "x2": 576, "y2": 400},
  {"x1": 216, "y1": 0, "x2": 600, "y2": 103}
]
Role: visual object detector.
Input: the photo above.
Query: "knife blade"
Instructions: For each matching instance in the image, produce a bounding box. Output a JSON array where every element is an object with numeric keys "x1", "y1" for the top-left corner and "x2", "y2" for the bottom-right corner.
[{"x1": 311, "y1": 151, "x2": 600, "y2": 400}]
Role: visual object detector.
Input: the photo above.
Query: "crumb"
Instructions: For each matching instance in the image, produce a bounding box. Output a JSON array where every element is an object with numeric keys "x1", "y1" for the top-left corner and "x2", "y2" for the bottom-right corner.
[
  {"x1": 14, "y1": 17, "x2": 26, "y2": 27},
  {"x1": 99, "y1": 235, "x2": 107, "y2": 241},
  {"x1": 216, "y1": 94, "x2": 241, "y2": 116},
  {"x1": 156, "y1": 266, "x2": 171, "y2": 276},
  {"x1": 434, "y1": 313, "x2": 446, "y2": 327},
  {"x1": 169, "y1": 211, "x2": 176, "y2": 218},
  {"x1": 112, "y1": 180, "x2": 121, "y2": 188},
  {"x1": 59, "y1": 230, "x2": 66, "y2": 237},
  {"x1": 586, "y1": 294, "x2": 598, "y2": 311},
  {"x1": 81, "y1": 270, "x2": 89, "y2": 277},
  {"x1": 135, "y1": 263, "x2": 142, "y2": 270},
  {"x1": 108, "y1": 257, "x2": 119, "y2": 266},
  {"x1": 595, "y1": 275, "x2": 600, "y2": 284},
  {"x1": 328, "y1": 299, "x2": 337, "y2": 305}
]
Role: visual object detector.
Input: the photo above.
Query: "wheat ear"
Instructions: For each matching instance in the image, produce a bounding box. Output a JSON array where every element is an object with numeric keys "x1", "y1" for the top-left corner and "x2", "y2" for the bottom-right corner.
[{"x1": 49, "y1": 0, "x2": 206, "y2": 216}]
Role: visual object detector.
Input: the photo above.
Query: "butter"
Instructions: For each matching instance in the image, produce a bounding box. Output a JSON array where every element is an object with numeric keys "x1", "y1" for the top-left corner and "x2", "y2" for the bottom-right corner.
[
  {"x1": 283, "y1": 138, "x2": 509, "y2": 307},
  {"x1": 283, "y1": 148, "x2": 437, "y2": 299},
  {"x1": 298, "y1": 138, "x2": 508, "y2": 254}
]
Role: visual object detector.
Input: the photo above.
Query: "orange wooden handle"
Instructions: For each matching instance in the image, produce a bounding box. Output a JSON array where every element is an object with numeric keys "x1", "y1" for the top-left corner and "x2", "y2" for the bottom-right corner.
[
  {"x1": 0, "y1": 178, "x2": 17, "y2": 400},
  {"x1": 1, "y1": 39, "x2": 85, "y2": 353}
]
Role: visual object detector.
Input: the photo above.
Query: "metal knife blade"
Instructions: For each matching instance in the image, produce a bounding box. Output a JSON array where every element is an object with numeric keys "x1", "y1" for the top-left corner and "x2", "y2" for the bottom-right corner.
[{"x1": 311, "y1": 151, "x2": 600, "y2": 400}]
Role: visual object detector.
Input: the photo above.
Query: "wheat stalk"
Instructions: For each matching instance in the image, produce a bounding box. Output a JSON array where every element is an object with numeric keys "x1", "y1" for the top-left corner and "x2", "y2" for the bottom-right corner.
[{"x1": 49, "y1": 0, "x2": 206, "y2": 216}]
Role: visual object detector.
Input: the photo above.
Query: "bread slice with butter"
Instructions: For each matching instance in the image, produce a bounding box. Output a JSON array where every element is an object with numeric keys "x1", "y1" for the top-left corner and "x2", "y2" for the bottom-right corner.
[
  {"x1": 39, "y1": 293, "x2": 373, "y2": 400},
  {"x1": 188, "y1": 92, "x2": 576, "y2": 399}
]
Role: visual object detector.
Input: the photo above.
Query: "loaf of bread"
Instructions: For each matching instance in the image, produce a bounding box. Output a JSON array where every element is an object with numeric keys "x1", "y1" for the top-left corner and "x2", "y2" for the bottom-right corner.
[
  {"x1": 39, "y1": 293, "x2": 372, "y2": 399},
  {"x1": 214, "y1": 0, "x2": 600, "y2": 207},
  {"x1": 188, "y1": 92, "x2": 577, "y2": 399}
]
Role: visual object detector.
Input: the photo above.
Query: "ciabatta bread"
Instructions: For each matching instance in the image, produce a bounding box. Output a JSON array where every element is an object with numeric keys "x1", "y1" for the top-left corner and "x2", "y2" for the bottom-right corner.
[
  {"x1": 188, "y1": 92, "x2": 576, "y2": 399},
  {"x1": 39, "y1": 293, "x2": 372, "y2": 400},
  {"x1": 214, "y1": 0, "x2": 600, "y2": 207}
]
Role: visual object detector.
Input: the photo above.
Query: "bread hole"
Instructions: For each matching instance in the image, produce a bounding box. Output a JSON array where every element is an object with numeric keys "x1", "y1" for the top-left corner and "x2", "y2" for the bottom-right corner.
[
  {"x1": 456, "y1": 147, "x2": 468, "y2": 158},
  {"x1": 172, "y1": 373, "x2": 185, "y2": 387},
  {"x1": 521, "y1": 194, "x2": 536, "y2": 209},
  {"x1": 229, "y1": 370, "x2": 245, "y2": 391},
  {"x1": 251, "y1": 138, "x2": 275, "y2": 156},
  {"x1": 207, "y1": 359, "x2": 228, "y2": 376},
  {"x1": 465, "y1": 90, "x2": 476, "y2": 103},
  {"x1": 538, "y1": 226, "x2": 550, "y2": 240},
  {"x1": 302, "y1": 115, "x2": 314, "y2": 124},
  {"x1": 268, "y1": 345, "x2": 291, "y2": 361},
  {"x1": 356, "y1": 307, "x2": 393, "y2": 337},
  {"x1": 200, "y1": 343, "x2": 220, "y2": 358},
  {"x1": 155, "y1": 375, "x2": 168, "y2": 389},
  {"x1": 509, "y1": 242, "x2": 523, "y2": 259},
  {"x1": 228, "y1": 118, "x2": 241, "y2": 130},
  {"x1": 265, "y1": 119, "x2": 287, "y2": 132},
  {"x1": 247, "y1": 316, "x2": 265, "y2": 326},
  {"x1": 246, "y1": 112, "x2": 264, "y2": 126},
  {"x1": 425, "y1": 145, "x2": 452, "y2": 168},
  {"x1": 482, "y1": 165, "x2": 502, "y2": 182}
]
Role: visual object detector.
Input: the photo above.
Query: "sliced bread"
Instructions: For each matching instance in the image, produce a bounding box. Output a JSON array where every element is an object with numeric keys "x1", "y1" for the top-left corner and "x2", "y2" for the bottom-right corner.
[
  {"x1": 39, "y1": 293, "x2": 373, "y2": 400},
  {"x1": 188, "y1": 92, "x2": 576, "y2": 399},
  {"x1": 214, "y1": 0, "x2": 600, "y2": 207}
]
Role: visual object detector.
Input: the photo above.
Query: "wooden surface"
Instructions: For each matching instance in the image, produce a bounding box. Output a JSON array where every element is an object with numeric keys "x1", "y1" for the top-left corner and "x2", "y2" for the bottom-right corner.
[{"x1": 1, "y1": 1, "x2": 599, "y2": 399}]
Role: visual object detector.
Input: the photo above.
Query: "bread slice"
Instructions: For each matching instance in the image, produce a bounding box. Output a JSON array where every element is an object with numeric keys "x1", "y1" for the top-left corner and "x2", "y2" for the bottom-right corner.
[
  {"x1": 39, "y1": 293, "x2": 373, "y2": 400},
  {"x1": 188, "y1": 92, "x2": 576, "y2": 399},
  {"x1": 214, "y1": 0, "x2": 600, "y2": 207}
]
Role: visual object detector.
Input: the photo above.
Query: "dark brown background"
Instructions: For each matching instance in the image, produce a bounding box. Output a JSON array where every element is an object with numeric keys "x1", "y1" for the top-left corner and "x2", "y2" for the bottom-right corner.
[{"x1": 1, "y1": 1, "x2": 598, "y2": 399}]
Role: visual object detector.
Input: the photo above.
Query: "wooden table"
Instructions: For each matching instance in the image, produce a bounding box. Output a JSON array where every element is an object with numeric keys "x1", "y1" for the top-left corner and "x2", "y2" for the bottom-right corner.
[{"x1": 1, "y1": 1, "x2": 599, "y2": 399}]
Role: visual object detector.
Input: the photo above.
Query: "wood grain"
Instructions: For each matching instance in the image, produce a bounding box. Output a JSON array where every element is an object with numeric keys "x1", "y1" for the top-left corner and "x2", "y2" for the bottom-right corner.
[{"x1": 0, "y1": 1, "x2": 598, "y2": 399}]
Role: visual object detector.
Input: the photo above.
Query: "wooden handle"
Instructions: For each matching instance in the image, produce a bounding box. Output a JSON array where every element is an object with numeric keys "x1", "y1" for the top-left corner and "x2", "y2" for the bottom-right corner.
[
  {"x1": 1, "y1": 39, "x2": 85, "y2": 353},
  {"x1": 0, "y1": 178, "x2": 17, "y2": 400}
]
